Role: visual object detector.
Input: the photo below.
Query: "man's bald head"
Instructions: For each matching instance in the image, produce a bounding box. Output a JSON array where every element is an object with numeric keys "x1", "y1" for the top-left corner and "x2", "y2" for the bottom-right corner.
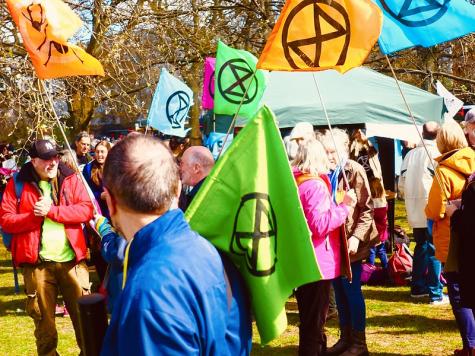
[
  {"x1": 180, "y1": 146, "x2": 214, "y2": 187},
  {"x1": 103, "y1": 135, "x2": 179, "y2": 213},
  {"x1": 422, "y1": 121, "x2": 440, "y2": 140}
]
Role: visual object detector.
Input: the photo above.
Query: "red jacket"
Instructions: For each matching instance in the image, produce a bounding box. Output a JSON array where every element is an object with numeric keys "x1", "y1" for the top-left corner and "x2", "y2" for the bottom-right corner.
[{"x1": 0, "y1": 162, "x2": 94, "y2": 266}]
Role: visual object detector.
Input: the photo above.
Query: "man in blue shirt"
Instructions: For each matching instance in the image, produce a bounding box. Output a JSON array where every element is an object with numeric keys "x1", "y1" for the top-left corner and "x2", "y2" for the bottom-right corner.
[{"x1": 100, "y1": 135, "x2": 252, "y2": 355}]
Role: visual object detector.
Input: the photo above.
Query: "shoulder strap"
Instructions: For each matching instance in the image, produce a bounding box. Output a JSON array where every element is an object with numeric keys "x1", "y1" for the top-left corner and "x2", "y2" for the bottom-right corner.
[
  {"x1": 12, "y1": 172, "x2": 23, "y2": 211},
  {"x1": 295, "y1": 173, "x2": 322, "y2": 187}
]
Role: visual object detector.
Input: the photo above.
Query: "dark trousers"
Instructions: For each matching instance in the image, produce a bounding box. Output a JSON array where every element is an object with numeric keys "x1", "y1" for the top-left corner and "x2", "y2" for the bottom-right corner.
[
  {"x1": 446, "y1": 272, "x2": 475, "y2": 348},
  {"x1": 296, "y1": 279, "x2": 332, "y2": 356}
]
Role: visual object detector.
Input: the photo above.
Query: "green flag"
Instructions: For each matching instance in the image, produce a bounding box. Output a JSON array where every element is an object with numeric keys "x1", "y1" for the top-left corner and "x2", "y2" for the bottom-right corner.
[
  {"x1": 214, "y1": 41, "x2": 267, "y2": 119},
  {"x1": 185, "y1": 105, "x2": 321, "y2": 344}
]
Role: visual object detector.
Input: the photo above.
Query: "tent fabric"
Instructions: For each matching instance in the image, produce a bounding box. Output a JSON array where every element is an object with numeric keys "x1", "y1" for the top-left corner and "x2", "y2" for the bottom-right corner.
[{"x1": 236, "y1": 67, "x2": 444, "y2": 127}]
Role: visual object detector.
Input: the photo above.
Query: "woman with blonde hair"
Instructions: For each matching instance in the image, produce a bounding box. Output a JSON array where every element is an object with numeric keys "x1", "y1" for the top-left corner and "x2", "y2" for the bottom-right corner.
[
  {"x1": 425, "y1": 121, "x2": 475, "y2": 355},
  {"x1": 292, "y1": 138, "x2": 356, "y2": 355}
]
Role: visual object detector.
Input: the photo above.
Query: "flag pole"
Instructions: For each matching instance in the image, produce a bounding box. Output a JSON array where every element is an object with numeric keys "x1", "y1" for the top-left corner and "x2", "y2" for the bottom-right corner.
[
  {"x1": 311, "y1": 73, "x2": 350, "y2": 190},
  {"x1": 39, "y1": 79, "x2": 100, "y2": 215},
  {"x1": 384, "y1": 55, "x2": 449, "y2": 202},
  {"x1": 216, "y1": 70, "x2": 257, "y2": 160}
]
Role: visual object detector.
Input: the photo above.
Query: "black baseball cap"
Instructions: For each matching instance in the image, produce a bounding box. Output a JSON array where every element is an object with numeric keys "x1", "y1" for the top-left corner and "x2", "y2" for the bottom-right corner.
[{"x1": 29, "y1": 140, "x2": 60, "y2": 160}]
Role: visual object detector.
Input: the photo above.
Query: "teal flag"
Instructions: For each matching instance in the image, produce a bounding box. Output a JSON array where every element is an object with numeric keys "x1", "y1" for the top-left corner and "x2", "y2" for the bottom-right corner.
[
  {"x1": 214, "y1": 41, "x2": 267, "y2": 119},
  {"x1": 186, "y1": 105, "x2": 321, "y2": 344},
  {"x1": 147, "y1": 68, "x2": 193, "y2": 137},
  {"x1": 375, "y1": 0, "x2": 475, "y2": 54}
]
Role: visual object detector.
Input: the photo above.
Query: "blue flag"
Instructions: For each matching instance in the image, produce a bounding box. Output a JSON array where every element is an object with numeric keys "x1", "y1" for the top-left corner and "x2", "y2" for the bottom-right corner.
[
  {"x1": 147, "y1": 68, "x2": 194, "y2": 137},
  {"x1": 205, "y1": 132, "x2": 233, "y2": 160},
  {"x1": 375, "y1": 0, "x2": 475, "y2": 54}
]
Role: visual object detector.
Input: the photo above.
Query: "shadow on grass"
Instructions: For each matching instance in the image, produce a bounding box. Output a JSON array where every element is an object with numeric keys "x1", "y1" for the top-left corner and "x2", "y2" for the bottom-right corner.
[
  {"x1": 367, "y1": 314, "x2": 457, "y2": 333},
  {"x1": 251, "y1": 344, "x2": 297, "y2": 355},
  {"x1": 364, "y1": 288, "x2": 426, "y2": 304},
  {"x1": 0, "y1": 297, "x2": 25, "y2": 316}
]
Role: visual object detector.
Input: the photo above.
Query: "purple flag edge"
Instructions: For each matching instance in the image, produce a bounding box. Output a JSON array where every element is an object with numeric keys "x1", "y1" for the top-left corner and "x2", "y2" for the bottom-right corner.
[{"x1": 202, "y1": 57, "x2": 215, "y2": 110}]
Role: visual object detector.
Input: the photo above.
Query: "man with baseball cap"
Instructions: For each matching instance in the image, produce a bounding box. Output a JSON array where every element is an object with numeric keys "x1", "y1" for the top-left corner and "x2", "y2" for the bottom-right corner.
[{"x1": 0, "y1": 139, "x2": 94, "y2": 355}]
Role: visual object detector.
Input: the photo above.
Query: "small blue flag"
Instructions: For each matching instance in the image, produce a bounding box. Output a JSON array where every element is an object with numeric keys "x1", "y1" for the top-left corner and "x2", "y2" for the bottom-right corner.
[
  {"x1": 205, "y1": 132, "x2": 233, "y2": 160},
  {"x1": 147, "y1": 68, "x2": 194, "y2": 137},
  {"x1": 374, "y1": 0, "x2": 475, "y2": 54}
]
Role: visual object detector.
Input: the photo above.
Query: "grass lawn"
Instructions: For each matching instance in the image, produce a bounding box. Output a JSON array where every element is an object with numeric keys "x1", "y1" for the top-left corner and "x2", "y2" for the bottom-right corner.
[{"x1": 0, "y1": 200, "x2": 460, "y2": 355}]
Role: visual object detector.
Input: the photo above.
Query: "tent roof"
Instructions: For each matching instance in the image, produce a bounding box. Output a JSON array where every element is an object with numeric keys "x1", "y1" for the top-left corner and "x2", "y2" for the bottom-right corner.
[{"x1": 237, "y1": 67, "x2": 444, "y2": 127}]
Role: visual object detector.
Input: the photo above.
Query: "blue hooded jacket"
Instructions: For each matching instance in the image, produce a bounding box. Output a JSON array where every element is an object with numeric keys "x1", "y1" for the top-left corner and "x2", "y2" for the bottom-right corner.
[{"x1": 101, "y1": 209, "x2": 252, "y2": 355}]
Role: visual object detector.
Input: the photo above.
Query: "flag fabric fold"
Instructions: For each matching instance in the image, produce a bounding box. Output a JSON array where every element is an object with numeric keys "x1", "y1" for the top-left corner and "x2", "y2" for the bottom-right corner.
[
  {"x1": 214, "y1": 41, "x2": 267, "y2": 119},
  {"x1": 147, "y1": 68, "x2": 194, "y2": 137},
  {"x1": 257, "y1": 0, "x2": 382, "y2": 73},
  {"x1": 7, "y1": 0, "x2": 104, "y2": 79},
  {"x1": 186, "y1": 105, "x2": 321, "y2": 344},
  {"x1": 375, "y1": 0, "x2": 475, "y2": 54},
  {"x1": 202, "y1": 57, "x2": 216, "y2": 110}
]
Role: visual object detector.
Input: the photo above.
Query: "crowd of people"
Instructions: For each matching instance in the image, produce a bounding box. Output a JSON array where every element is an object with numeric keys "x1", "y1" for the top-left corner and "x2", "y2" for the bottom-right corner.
[{"x1": 0, "y1": 109, "x2": 474, "y2": 356}]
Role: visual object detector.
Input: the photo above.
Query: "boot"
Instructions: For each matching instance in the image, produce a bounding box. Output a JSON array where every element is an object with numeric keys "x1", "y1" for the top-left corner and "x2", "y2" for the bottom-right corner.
[
  {"x1": 339, "y1": 330, "x2": 368, "y2": 356},
  {"x1": 325, "y1": 326, "x2": 351, "y2": 355},
  {"x1": 454, "y1": 348, "x2": 475, "y2": 356}
]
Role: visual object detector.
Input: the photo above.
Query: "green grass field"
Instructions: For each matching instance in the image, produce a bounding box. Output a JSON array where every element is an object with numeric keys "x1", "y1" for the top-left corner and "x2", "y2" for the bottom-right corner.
[{"x1": 0, "y1": 201, "x2": 460, "y2": 355}]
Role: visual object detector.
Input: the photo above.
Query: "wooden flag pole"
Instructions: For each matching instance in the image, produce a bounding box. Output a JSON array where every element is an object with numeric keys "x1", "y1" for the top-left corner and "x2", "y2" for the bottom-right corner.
[
  {"x1": 39, "y1": 79, "x2": 100, "y2": 216},
  {"x1": 384, "y1": 55, "x2": 449, "y2": 202},
  {"x1": 312, "y1": 73, "x2": 350, "y2": 190},
  {"x1": 216, "y1": 70, "x2": 257, "y2": 161}
]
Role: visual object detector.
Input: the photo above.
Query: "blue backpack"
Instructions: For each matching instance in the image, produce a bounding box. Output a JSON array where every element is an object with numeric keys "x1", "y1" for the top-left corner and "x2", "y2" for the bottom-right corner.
[{"x1": 0, "y1": 172, "x2": 24, "y2": 251}]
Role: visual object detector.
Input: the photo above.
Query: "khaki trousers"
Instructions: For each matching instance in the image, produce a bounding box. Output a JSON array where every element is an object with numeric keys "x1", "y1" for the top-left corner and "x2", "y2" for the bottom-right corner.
[{"x1": 23, "y1": 260, "x2": 90, "y2": 356}]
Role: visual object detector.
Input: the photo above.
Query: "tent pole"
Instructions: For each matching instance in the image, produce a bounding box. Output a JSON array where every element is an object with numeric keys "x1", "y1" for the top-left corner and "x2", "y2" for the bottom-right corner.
[
  {"x1": 312, "y1": 73, "x2": 350, "y2": 190},
  {"x1": 384, "y1": 55, "x2": 449, "y2": 202}
]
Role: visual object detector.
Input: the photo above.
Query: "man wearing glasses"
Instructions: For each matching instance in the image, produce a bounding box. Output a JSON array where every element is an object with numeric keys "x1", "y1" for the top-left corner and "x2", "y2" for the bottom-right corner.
[{"x1": 0, "y1": 139, "x2": 94, "y2": 356}]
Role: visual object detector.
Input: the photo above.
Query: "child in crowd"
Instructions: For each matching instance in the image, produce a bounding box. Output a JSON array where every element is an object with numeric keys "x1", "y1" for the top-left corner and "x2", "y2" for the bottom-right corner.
[{"x1": 368, "y1": 177, "x2": 389, "y2": 270}]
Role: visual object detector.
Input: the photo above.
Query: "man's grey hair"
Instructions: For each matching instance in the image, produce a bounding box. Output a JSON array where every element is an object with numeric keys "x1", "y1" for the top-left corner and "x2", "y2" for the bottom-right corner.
[
  {"x1": 186, "y1": 146, "x2": 214, "y2": 172},
  {"x1": 103, "y1": 135, "x2": 179, "y2": 214},
  {"x1": 75, "y1": 131, "x2": 90, "y2": 142}
]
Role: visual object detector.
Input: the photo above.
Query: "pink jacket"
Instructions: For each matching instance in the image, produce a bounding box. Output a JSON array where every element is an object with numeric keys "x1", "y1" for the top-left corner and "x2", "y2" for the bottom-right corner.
[{"x1": 294, "y1": 169, "x2": 350, "y2": 280}]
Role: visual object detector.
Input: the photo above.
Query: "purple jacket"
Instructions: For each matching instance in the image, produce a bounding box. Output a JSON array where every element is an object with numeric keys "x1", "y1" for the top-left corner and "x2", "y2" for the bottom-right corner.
[{"x1": 294, "y1": 169, "x2": 349, "y2": 280}]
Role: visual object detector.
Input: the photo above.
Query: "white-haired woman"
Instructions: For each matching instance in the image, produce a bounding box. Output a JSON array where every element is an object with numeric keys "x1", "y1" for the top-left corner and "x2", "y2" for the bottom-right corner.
[
  {"x1": 292, "y1": 138, "x2": 356, "y2": 355},
  {"x1": 317, "y1": 129, "x2": 377, "y2": 356}
]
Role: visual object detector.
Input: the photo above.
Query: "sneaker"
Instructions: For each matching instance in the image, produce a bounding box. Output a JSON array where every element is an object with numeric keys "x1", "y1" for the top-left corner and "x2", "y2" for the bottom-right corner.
[
  {"x1": 55, "y1": 304, "x2": 65, "y2": 316},
  {"x1": 430, "y1": 294, "x2": 450, "y2": 306},
  {"x1": 410, "y1": 292, "x2": 429, "y2": 298},
  {"x1": 63, "y1": 306, "x2": 69, "y2": 317}
]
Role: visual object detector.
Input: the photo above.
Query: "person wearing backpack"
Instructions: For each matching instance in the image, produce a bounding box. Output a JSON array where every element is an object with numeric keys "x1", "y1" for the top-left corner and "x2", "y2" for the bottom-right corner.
[
  {"x1": 292, "y1": 138, "x2": 356, "y2": 355},
  {"x1": 317, "y1": 129, "x2": 378, "y2": 356},
  {"x1": 425, "y1": 121, "x2": 475, "y2": 356},
  {"x1": 0, "y1": 140, "x2": 94, "y2": 356},
  {"x1": 399, "y1": 121, "x2": 446, "y2": 304}
]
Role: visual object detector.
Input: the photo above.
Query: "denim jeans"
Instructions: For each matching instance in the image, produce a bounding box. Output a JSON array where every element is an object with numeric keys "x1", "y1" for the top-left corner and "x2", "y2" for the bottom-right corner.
[
  {"x1": 411, "y1": 227, "x2": 443, "y2": 302},
  {"x1": 368, "y1": 243, "x2": 388, "y2": 269},
  {"x1": 446, "y1": 272, "x2": 475, "y2": 348},
  {"x1": 333, "y1": 261, "x2": 366, "y2": 332}
]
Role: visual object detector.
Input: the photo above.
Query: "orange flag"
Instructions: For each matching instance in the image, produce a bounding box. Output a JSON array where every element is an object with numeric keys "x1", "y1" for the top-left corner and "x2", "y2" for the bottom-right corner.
[
  {"x1": 257, "y1": 0, "x2": 382, "y2": 73},
  {"x1": 7, "y1": 0, "x2": 104, "y2": 79}
]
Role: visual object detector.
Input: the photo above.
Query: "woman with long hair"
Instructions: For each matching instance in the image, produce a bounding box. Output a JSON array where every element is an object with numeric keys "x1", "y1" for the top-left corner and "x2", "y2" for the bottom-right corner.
[
  {"x1": 317, "y1": 128, "x2": 378, "y2": 356},
  {"x1": 292, "y1": 138, "x2": 356, "y2": 355},
  {"x1": 425, "y1": 121, "x2": 475, "y2": 356},
  {"x1": 83, "y1": 140, "x2": 112, "y2": 283},
  {"x1": 83, "y1": 140, "x2": 112, "y2": 219}
]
